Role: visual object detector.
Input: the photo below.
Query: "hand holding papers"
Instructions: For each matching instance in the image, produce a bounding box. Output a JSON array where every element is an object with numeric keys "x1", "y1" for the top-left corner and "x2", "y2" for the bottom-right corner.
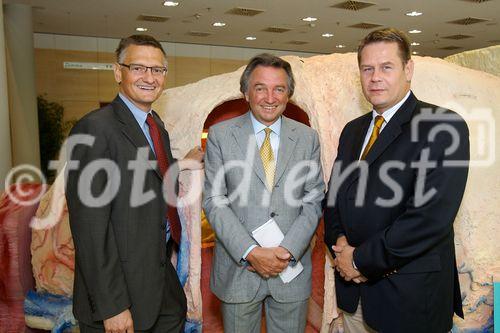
[{"x1": 252, "y1": 218, "x2": 304, "y2": 283}]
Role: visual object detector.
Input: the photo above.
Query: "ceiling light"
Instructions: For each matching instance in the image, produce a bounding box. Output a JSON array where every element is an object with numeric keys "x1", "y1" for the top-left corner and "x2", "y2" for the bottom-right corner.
[
  {"x1": 336, "y1": 44, "x2": 346, "y2": 48},
  {"x1": 213, "y1": 22, "x2": 226, "y2": 27},
  {"x1": 412, "y1": 51, "x2": 419, "y2": 55},
  {"x1": 322, "y1": 33, "x2": 334, "y2": 38},
  {"x1": 245, "y1": 36, "x2": 257, "y2": 40},
  {"x1": 163, "y1": 1, "x2": 179, "y2": 6},
  {"x1": 406, "y1": 11, "x2": 422, "y2": 17},
  {"x1": 136, "y1": 27, "x2": 148, "y2": 32},
  {"x1": 302, "y1": 17, "x2": 318, "y2": 22},
  {"x1": 409, "y1": 29, "x2": 422, "y2": 34},
  {"x1": 411, "y1": 42, "x2": 420, "y2": 46}
]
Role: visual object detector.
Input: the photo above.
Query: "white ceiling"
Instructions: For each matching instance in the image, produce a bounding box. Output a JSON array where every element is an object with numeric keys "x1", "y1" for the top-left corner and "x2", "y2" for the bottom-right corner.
[{"x1": 4, "y1": 0, "x2": 500, "y2": 57}]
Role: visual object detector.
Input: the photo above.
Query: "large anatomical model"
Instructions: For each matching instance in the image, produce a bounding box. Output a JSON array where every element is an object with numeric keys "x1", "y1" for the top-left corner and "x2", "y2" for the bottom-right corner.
[{"x1": 27, "y1": 48, "x2": 499, "y2": 332}]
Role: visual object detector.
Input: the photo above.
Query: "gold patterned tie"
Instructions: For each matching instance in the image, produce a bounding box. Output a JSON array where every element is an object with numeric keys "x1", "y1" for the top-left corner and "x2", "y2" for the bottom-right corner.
[
  {"x1": 260, "y1": 128, "x2": 276, "y2": 190},
  {"x1": 360, "y1": 115, "x2": 385, "y2": 160}
]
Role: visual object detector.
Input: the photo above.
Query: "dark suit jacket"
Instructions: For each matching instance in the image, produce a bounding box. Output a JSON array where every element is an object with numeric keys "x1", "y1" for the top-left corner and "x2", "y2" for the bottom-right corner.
[
  {"x1": 324, "y1": 92, "x2": 468, "y2": 333},
  {"x1": 65, "y1": 96, "x2": 186, "y2": 330}
]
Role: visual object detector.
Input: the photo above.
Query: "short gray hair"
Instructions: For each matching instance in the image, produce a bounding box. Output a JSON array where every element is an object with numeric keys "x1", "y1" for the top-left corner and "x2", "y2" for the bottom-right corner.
[
  {"x1": 115, "y1": 34, "x2": 167, "y2": 66},
  {"x1": 240, "y1": 53, "x2": 295, "y2": 97}
]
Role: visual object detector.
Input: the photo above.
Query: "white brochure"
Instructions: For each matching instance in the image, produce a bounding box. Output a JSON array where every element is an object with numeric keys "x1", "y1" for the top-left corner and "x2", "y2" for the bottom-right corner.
[{"x1": 251, "y1": 218, "x2": 304, "y2": 283}]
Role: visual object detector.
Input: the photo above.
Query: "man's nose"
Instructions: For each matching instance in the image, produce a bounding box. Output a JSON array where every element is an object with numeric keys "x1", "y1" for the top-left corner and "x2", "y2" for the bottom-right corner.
[
  {"x1": 142, "y1": 68, "x2": 155, "y2": 82},
  {"x1": 371, "y1": 68, "x2": 382, "y2": 82},
  {"x1": 264, "y1": 89, "x2": 275, "y2": 103}
]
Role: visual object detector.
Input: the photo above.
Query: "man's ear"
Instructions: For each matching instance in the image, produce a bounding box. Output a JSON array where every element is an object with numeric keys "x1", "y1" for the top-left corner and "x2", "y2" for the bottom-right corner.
[
  {"x1": 113, "y1": 63, "x2": 122, "y2": 84},
  {"x1": 405, "y1": 59, "x2": 414, "y2": 82}
]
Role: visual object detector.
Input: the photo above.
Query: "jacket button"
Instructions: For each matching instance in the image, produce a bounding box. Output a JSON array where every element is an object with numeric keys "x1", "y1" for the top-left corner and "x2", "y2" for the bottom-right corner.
[
  {"x1": 160, "y1": 261, "x2": 166, "y2": 267},
  {"x1": 270, "y1": 212, "x2": 276, "y2": 217}
]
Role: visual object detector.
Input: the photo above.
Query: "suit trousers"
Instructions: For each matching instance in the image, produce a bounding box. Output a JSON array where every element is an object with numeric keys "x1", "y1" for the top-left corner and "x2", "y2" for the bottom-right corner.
[
  {"x1": 342, "y1": 301, "x2": 377, "y2": 333},
  {"x1": 79, "y1": 313, "x2": 183, "y2": 333},
  {"x1": 79, "y1": 248, "x2": 186, "y2": 333},
  {"x1": 221, "y1": 278, "x2": 308, "y2": 333},
  {"x1": 341, "y1": 300, "x2": 452, "y2": 333}
]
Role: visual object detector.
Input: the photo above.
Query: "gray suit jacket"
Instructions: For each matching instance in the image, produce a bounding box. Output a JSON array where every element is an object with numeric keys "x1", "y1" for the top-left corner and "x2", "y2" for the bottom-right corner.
[{"x1": 203, "y1": 112, "x2": 325, "y2": 303}]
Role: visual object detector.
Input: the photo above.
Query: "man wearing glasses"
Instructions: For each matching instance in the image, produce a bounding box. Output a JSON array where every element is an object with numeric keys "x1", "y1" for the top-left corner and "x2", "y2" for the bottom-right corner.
[{"x1": 66, "y1": 35, "x2": 203, "y2": 333}]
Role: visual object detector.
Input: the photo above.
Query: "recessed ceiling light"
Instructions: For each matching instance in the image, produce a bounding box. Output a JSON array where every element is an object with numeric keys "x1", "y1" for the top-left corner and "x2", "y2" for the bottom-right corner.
[
  {"x1": 336, "y1": 44, "x2": 346, "y2": 48},
  {"x1": 163, "y1": 1, "x2": 179, "y2": 6},
  {"x1": 136, "y1": 27, "x2": 148, "y2": 32},
  {"x1": 406, "y1": 11, "x2": 422, "y2": 17},
  {"x1": 302, "y1": 17, "x2": 318, "y2": 22},
  {"x1": 322, "y1": 33, "x2": 334, "y2": 38},
  {"x1": 213, "y1": 22, "x2": 226, "y2": 27},
  {"x1": 412, "y1": 51, "x2": 419, "y2": 55},
  {"x1": 411, "y1": 42, "x2": 420, "y2": 46},
  {"x1": 245, "y1": 36, "x2": 257, "y2": 41},
  {"x1": 408, "y1": 29, "x2": 422, "y2": 34}
]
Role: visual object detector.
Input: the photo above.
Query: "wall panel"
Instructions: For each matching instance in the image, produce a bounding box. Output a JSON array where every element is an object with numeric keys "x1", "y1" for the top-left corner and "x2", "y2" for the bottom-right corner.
[{"x1": 35, "y1": 49, "x2": 246, "y2": 121}]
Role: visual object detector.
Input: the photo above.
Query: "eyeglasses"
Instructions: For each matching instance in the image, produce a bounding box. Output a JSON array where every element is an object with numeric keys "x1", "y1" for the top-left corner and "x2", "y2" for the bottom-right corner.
[{"x1": 119, "y1": 63, "x2": 168, "y2": 76}]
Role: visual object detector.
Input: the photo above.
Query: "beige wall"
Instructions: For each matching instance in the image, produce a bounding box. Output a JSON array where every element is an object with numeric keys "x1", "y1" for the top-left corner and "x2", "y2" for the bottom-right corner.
[{"x1": 34, "y1": 48, "x2": 247, "y2": 122}]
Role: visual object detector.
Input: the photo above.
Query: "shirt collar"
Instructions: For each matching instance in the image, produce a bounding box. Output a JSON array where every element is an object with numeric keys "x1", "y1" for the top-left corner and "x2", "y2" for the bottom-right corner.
[
  {"x1": 249, "y1": 111, "x2": 282, "y2": 136},
  {"x1": 372, "y1": 90, "x2": 411, "y2": 123},
  {"x1": 119, "y1": 93, "x2": 152, "y2": 127}
]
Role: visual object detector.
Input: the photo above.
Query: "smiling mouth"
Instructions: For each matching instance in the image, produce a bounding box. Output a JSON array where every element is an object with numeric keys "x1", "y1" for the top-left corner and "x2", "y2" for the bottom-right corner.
[
  {"x1": 137, "y1": 85, "x2": 156, "y2": 91},
  {"x1": 262, "y1": 105, "x2": 278, "y2": 110}
]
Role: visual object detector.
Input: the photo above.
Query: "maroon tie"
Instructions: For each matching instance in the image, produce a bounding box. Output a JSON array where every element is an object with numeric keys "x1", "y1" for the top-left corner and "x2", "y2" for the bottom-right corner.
[{"x1": 146, "y1": 113, "x2": 181, "y2": 245}]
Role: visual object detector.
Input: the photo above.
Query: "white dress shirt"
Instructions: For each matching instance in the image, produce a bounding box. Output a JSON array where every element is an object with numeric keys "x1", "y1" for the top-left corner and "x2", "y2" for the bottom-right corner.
[
  {"x1": 250, "y1": 112, "x2": 281, "y2": 158},
  {"x1": 242, "y1": 112, "x2": 282, "y2": 261},
  {"x1": 358, "y1": 90, "x2": 411, "y2": 160}
]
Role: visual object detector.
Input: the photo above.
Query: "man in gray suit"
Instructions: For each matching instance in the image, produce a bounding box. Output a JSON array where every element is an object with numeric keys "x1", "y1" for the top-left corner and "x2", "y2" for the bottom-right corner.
[{"x1": 203, "y1": 53, "x2": 325, "y2": 332}]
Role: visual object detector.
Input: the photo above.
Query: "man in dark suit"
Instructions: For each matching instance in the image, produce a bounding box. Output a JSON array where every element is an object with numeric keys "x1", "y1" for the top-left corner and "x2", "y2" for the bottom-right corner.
[
  {"x1": 324, "y1": 28, "x2": 469, "y2": 333},
  {"x1": 65, "y1": 35, "x2": 203, "y2": 333}
]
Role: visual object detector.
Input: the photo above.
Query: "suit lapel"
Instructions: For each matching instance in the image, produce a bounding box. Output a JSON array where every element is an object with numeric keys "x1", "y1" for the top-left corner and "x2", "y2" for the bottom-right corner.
[
  {"x1": 152, "y1": 111, "x2": 176, "y2": 166},
  {"x1": 231, "y1": 112, "x2": 268, "y2": 188},
  {"x1": 347, "y1": 92, "x2": 417, "y2": 185},
  {"x1": 351, "y1": 114, "x2": 372, "y2": 162},
  {"x1": 364, "y1": 92, "x2": 417, "y2": 165},
  {"x1": 111, "y1": 96, "x2": 162, "y2": 180},
  {"x1": 274, "y1": 117, "x2": 298, "y2": 186},
  {"x1": 340, "y1": 113, "x2": 371, "y2": 189},
  {"x1": 363, "y1": 119, "x2": 402, "y2": 165}
]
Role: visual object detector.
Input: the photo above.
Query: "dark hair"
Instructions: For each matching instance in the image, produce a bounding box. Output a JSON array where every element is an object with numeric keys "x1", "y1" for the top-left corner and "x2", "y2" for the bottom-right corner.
[
  {"x1": 240, "y1": 53, "x2": 295, "y2": 97},
  {"x1": 357, "y1": 28, "x2": 411, "y2": 65},
  {"x1": 115, "y1": 34, "x2": 167, "y2": 64}
]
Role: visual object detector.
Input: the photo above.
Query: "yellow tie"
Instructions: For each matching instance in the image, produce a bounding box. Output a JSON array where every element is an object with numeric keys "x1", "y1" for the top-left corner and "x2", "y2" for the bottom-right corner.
[
  {"x1": 360, "y1": 115, "x2": 385, "y2": 160},
  {"x1": 260, "y1": 128, "x2": 276, "y2": 190}
]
